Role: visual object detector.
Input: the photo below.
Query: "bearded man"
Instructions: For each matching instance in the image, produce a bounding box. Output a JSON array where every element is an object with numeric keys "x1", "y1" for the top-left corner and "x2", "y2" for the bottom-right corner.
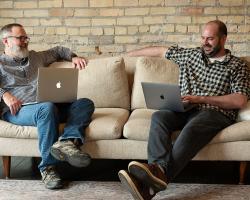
[
  {"x1": 0, "y1": 23, "x2": 94, "y2": 189},
  {"x1": 118, "y1": 20, "x2": 250, "y2": 200}
]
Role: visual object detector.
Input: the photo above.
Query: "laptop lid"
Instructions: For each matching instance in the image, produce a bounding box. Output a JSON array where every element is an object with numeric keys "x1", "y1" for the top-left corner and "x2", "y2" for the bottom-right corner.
[
  {"x1": 141, "y1": 82, "x2": 194, "y2": 112},
  {"x1": 37, "y1": 68, "x2": 78, "y2": 103}
]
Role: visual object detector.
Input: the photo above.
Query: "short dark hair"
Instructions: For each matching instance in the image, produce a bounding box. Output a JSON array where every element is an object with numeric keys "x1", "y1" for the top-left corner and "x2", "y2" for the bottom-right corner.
[
  {"x1": 0, "y1": 23, "x2": 23, "y2": 39},
  {"x1": 207, "y1": 20, "x2": 227, "y2": 37}
]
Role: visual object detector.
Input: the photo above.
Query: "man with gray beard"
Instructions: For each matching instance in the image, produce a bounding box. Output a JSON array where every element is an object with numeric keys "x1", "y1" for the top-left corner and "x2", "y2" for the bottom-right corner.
[{"x1": 0, "y1": 23, "x2": 95, "y2": 189}]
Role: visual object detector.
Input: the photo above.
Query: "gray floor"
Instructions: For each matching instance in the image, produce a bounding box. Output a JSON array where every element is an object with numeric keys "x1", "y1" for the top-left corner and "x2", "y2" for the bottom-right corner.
[{"x1": 0, "y1": 156, "x2": 249, "y2": 184}]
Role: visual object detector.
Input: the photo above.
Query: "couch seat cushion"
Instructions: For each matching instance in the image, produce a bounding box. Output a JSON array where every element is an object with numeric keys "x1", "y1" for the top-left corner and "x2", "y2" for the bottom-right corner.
[
  {"x1": 123, "y1": 109, "x2": 250, "y2": 144},
  {"x1": 85, "y1": 108, "x2": 130, "y2": 141},
  {"x1": 0, "y1": 108, "x2": 129, "y2": 140}
]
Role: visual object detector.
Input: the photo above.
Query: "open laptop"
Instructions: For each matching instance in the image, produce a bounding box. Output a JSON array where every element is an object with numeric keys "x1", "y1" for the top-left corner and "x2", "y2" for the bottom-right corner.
[
  {"x1": 141, "y1": 82, "x2": 196, "y2": 112},
  {"x1": 22, "y1": 68, "x2": 78, "y2": 105}
]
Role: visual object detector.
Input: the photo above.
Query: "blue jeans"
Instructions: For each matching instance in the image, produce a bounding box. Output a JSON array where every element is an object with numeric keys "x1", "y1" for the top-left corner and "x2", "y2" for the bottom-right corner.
[
  {"x1": 147, "y1": 108, "x2": 233, "y2": 181},
  {"x1": 3, "y1": 98, "x2": 94, "y2": 172}
]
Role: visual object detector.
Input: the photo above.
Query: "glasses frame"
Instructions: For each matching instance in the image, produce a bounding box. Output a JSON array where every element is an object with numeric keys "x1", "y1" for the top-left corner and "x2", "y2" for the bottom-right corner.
[{"x1": 6, "y1": 36, "x2": 30, "y2": 42}]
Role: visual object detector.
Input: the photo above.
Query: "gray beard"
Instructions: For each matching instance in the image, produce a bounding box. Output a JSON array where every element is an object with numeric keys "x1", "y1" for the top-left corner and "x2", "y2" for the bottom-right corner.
[{"x1": 10, "y1": 45, "x2": 29, "y2": 59}]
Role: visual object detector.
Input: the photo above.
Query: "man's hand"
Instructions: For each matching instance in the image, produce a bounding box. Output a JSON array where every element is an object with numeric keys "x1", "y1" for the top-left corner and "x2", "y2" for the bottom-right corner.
[
  {"x1": 72, "y1": 57, "x2": 88, "y2": 70},
  {"x1": 2, "y1": 92, "x2": 22, "y2": 115},
  {"x1": 182, "y1": 95, "x2": 203, "y2": 104}
]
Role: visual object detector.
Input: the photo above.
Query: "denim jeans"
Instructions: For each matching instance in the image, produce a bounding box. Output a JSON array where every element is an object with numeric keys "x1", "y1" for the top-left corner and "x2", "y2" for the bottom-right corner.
[
  {"x1": 147, "y1": 108, "x2": 233, "y2": 181},
  {"x1": 3, "y1": 98, "x2": 94, "y2": 172}
]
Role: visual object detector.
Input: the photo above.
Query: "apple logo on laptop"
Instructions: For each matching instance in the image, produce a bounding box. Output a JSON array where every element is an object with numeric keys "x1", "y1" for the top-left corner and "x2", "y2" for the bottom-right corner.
[
  {"x1": 56, "y1": 81, "x2": 62, "y2": 89},
  {"x1": 160, "y1": 94, "x2": 165, "y2": 100}
]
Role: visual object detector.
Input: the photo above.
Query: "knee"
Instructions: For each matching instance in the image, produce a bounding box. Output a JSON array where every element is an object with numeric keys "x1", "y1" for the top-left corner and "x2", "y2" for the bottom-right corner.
[
  {"x1": 75, "y1": 98, "x2": 95, "y2": 113},
  {"x1": 37, "y1": 102, "x2": 57, "y2": 118},
  {"x1": 151, "y1": 110, "x2": 168, "y2": 123}
]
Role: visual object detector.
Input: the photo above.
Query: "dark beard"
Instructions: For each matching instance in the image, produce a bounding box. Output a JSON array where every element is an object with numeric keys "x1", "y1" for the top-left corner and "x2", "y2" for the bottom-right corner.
[{"x1": 202, "y1": 44, "x2": 221, "y2": 58}]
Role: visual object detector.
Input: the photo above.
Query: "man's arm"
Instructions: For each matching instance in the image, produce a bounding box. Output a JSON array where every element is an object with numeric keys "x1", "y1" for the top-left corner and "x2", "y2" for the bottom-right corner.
[
  {"x1": 2, "y1": 92, "x2": 22, "y2": 115},
  {"x1": 182, "y1": 93, "x2": 248, "y2": 110},
  {"x1": 127, "y1": 46, "x2": 168, "y2": 58}
]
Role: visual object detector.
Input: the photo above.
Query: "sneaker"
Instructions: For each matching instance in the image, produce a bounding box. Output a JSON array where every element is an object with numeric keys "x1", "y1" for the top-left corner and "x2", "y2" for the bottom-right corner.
[
  {"x1": 128, "y1": 161, "x2": 168, "y2": 192},
  {"x1": 41, "y1": 166, "x2": 63, "y2": 189},
  {"x1": 118, "y1": 170, "x2": 156, "y2": 200},
  {"x1": 50, "y1": 140, "x2": 91, "y2": 168}
]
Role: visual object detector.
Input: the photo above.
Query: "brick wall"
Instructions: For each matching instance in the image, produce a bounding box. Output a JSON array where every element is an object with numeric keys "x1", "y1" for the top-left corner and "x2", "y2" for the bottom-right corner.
[{"x1": 0, "y1": 0, "x2": 249, "y2": 57}]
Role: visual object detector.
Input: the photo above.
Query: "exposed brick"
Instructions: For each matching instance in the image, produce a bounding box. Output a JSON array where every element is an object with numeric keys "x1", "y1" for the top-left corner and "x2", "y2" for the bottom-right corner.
[
  {"x1": 64, "y1": 0, "x2": 88, "y2": 7},
  {"x1": 104, "y1": 27, "x2": 115, "y2": 35},
  {"x1": 188, "y1": 25, "x2": 200, "y2": 33},
  {"x1": 101, "y1": 45, "x2": 124, "y2": 53},
  {"x1": 150, "y1": 7, "x2": 176, "y2": 15},
  {"x1": 75, "y1": 9, "x2": 99, "y2": 17},
  {"x1": 165, "y1": 0, "x2": 191, "y2": 6},
  {"x1": 139, "y1": 0, "x2": 164, "y2": 6},
  {"x1": 140, "y1": 35, "x2": 166, "y2": 43},
  {"x1": 176, "y1": 25, "x2": 187, "y2": 33},
  {"x1": 65, "y1": 19, "x2": 91, "y2": 26},
  {"x1": 14, "y1": 1, "x2": 37, "y2": 8},
  {"x1": 219, "y1": 16, "x2": 245, "y2": 24},
  {"x1": 33, "y1": 27, "x2": 45, "y2": 35},
  {"x1": 117, "y1": 17, "x2": 142, "y2": 25},
  {"x1": 29, "y1": 43, "x2": 51, "y2": 51},
  {"x1": 49, "y1": 8, "x2": 74, "y2": 17},
  {"x1": 180, "y1": 7, "x2": 204, "y2": 15},
  {"x1": 204, "y1": 7, "x2": 230, "y2": 15},
  {"x1": 0, "y1": 10, "x2": 23, "y2": 18},
  {"x1": 230, "y1": 7, "x2": 246, "y2": 15},
  {"x1": 139, "y1": 25, "x2": 150, "y2": 33},
  {"x1": 92, "y1": 18, "x2": 116, "y2": 26},
  {"x1": 115, "y1": 27, "x2": 127, "y2": 35},
  {"x1": 90, "y1": 0, "x2": 113, "y2": 7},
  {"x1": 150, "y1": 24, "x2": 175, "y2": 33},
  {"x1": 16, "y1": 18, "x2": 39, "y2": 26},
  {"x1": 0, "y1": 1, "x2": 13, "y2": 8},
  {"x1": 115, "y1": 36, "x2": 137, "y2": 44},
  {"x1": 39, "y1": 0, "x2": 62, "y2": 8},
  {"x1": 41, "y1": 18, "x2": 62, "y2": 26},
  {"x1": 125, "y1": 8, "x2": 149, "y2": 16},
  {"x1": 237, "y1": 25, "x2": 250, "y2": 33},
  {"x1": 24, "y1": 27, "x2": 33, "y2": 34},
  {"x1": 0, "y1": 18, "x2": 14, "y2": 26},
  {"x1": 67, "y1": 28, "x2": 79, "y2": 35},
  {"x1": 218, "y1": 0, "x2": 244, "y2": 6},
  {"x1": 100, "y1": 8, "x2": 124, "y2": 16},
  {"x1": 56, "y1": 27, "x2": 67, "y2": 35},
  {"x1": 191, "y1": 0, "x2": 216, "y2": 6},
  {"x1": 167, "y1": 34, "x2": 191, "y2": 43},
  {"x1": 128, "y1": 26, "x2": 138, "y2": 35},
  {"x1": 192, "y1": 16, "x2": 216, "y2": 24},
  {"x1": 114, "y1": 0, "x2": 138, "y2": 7},
  {"x1": 166, "y1": 16, "x2": 191, "y2": 24},
  {"x1": 144, "y1": 16, "x2": 166, "y2": 24},
  {"x1": 24, "y1": 10, "x2": 49, "y2": 17},
  {"x1": 45, "y1": 27, "x2": 56, "y2": 35}
]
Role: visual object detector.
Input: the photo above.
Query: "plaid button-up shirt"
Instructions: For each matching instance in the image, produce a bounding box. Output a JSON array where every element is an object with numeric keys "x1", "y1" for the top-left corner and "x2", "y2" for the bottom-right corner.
[{"x1": 165, "y1": 46, "x2": 250, "y2": 121}]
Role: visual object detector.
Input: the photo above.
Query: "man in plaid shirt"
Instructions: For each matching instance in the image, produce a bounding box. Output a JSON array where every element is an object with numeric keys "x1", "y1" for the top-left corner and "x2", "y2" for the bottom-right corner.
[{"x1": 118, "y1": 20, "x2": 250, "y2": 200}]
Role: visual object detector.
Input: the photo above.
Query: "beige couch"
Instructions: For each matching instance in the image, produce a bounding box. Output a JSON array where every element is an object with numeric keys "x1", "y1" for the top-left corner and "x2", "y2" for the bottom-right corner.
[{"x1": 1, "y1": 56, "x2": 250, "y2": 184}]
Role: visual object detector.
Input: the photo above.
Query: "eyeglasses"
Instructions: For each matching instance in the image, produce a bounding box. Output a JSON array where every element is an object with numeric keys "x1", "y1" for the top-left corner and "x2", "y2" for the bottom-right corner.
[{"x1": 6, "y1": 36, "x2": 30, "y2": 42}]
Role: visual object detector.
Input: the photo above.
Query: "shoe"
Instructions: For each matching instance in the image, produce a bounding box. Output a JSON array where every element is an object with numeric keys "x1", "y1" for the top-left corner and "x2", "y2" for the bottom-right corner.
[
  {"x1": 128, "y1": 161, "x2": 168, "y2": 192},
  {"x1": 118, "y1": 170, "x2": 156, "y2": 200},
  {"x1": 50, "y1": 140, "x2": 91, "y2": 167},
  {"x1": 41, "y1": 166, "x2": 63, "y2": 189}
]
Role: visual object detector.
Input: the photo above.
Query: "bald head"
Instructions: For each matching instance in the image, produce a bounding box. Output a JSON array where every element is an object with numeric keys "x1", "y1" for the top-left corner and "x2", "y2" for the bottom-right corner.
[{"x1": 205, "y1": 20, "x2": 227, "y2": 37}]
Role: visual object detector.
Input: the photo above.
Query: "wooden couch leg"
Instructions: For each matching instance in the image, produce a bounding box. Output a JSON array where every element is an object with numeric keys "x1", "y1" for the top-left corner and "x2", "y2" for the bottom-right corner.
[
  {"x1": 2, "y1": 156, "x2": 11, "y2": 179},
  {"x1": 239, "y1": 161, "x2": 247, "y2": 185}
]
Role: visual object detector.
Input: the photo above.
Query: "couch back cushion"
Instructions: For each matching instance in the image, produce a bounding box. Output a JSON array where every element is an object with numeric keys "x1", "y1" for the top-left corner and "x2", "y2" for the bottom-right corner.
[
  {"x1": 131, "y1": 57, "x2": 179, "y2": 110},
  {"x1": 49, "y1": 57, "x2": 130, "y2": 109}
]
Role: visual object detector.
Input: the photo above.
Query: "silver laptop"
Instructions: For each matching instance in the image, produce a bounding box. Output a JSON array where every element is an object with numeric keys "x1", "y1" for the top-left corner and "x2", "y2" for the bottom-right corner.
[
  {"x1": 141, "y1": 82, "x2": 196, "y2": 112},
  {"x1": 23, "y1": 68, "x2": 78, "y2": 105}
]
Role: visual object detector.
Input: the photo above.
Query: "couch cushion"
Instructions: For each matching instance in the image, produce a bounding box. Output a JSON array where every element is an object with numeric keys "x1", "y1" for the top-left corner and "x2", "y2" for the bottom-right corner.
[
  {"x1": 0, "y1": 108, "x2": 129, "y2": 140},
  {"x1": 85, "y1": 108, "x2": 130, "y2": 141},
  {"x1": 237, "y1": 101, "x2": 250, "y2": 121},
  {"x1": 50, "y1": 57, "x2": 130, "y2": 109},
  {"x1": 78, "y1": 57, "x2": 130, "y2": 109},
  {"x1": 131, "y1": 57, "x2": 179, "y2": 110},
  {"x1": 123, "y1": 109, "x2": 250, "y2": 144}
]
